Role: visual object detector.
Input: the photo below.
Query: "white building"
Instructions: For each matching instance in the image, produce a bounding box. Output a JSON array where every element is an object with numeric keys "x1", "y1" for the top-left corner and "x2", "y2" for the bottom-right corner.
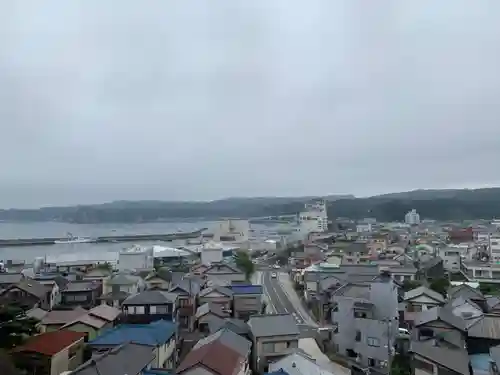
[
  {"x1": 438, "y1": 246, "x2": 462, "y2": 272},
  {"x1": 356, "y1": 223, "x2": 373, "y2": 233},
  {"x1": 118, "y1": 245, "x2": 154, "y2": 271},
  {"x1": 200, "y1": 241, "x2": 224, "y2": 265},
  {"x1": 212, "y1": 219, "x2": 250, "y2": 243},
  {"x1": 404, "y1": 209, "x2": 420, "y2": 225},
  {"x1": 298, "y1": 199, "x2": 328, "y2": 234}
]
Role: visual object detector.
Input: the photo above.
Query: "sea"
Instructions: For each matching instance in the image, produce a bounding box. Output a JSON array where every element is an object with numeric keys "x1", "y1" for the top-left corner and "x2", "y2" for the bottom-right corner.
[{"x1": 0, "y1": 221, "x2": 215, "y2": 265}]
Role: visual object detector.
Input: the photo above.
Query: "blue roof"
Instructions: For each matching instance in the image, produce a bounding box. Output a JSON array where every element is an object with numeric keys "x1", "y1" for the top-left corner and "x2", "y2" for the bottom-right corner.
[
  {"x1": 88, "y1": 320, "x2": 177, "y2": 347},
  {"x1": 228, "y1": 284, "x2": 263, "y2": 294}
]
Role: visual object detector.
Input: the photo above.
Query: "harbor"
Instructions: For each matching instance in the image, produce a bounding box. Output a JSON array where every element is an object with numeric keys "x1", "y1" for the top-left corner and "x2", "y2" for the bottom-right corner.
[{"x1": 0, "y1": 228, "x2": 206, "y2": 247}]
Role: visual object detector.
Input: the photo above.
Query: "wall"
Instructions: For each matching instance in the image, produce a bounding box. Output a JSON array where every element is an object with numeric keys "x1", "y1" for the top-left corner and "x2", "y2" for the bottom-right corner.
[
  {"x1": 233, "y1": 294, "x2": 262, "y2": 317},
  {"x1": 201, "y1": 249, "x2": 223, "y2": 265},
  {"x1": 65, "y1": 322, "x2": 99, "y2": 341},
  {"x1": 157, "y1": 337, "x2": 177, "y2": 368}
]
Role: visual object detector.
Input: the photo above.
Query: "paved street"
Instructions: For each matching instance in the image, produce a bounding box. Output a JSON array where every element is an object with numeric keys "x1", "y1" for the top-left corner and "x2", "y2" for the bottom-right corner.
[{"x1": 262, "y1": 271, "x2": 317, "y2": 338}]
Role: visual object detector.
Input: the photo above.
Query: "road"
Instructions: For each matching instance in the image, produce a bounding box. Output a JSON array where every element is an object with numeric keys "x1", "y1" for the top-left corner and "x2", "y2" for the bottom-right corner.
[
  {"x1": 261, "y1": 270, "x2": 351, "y2": 375},
  {"x1": 262, "y1": 270, "x2": 317, "y2": 338}
]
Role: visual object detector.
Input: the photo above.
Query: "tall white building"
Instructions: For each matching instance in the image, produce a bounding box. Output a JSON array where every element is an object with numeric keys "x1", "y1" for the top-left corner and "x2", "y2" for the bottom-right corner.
[
  {"x1": 404, "y1": 209, "x2": 420, "y2": 225},
  {"x1": 212, "y1": 219, "x2": 250, "y2": 243},
  {"x1": 299, "y1": 199, "x2": 328, "y2": 234},
  {"x1": 118, "y1": 245, "x2": 154, "y2": 271}
]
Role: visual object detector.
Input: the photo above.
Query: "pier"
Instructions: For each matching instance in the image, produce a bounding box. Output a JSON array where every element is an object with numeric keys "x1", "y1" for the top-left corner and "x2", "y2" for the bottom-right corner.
[{"x1": 0, "y1": 229, "x2": 206, "y2": 248}]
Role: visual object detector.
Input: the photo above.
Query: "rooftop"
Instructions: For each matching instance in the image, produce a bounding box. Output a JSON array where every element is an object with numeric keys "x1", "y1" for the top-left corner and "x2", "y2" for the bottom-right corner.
[
  {"x1": 15, "y1": 330, "x2": 86, "y2": 356},
  {"x1": 122, "y1": 290, "x2": 178, "y2": 305},
  {"x1": 228, "y1": 284, "x2": 263, "y2": 295},
  {"x1": 88, "y1": 320, "x2": 177, "y2": 347},
  {"x1": 248, "y1": 314, "x2": 300, "y2": 337}
]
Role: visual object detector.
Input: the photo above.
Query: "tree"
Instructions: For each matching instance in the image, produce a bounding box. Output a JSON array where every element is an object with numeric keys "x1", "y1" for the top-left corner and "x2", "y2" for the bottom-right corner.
[
  {"x1": 402, "y1": 279, "x2": 422, "y2": 292},
  {"x1": 429, "y1": 278, "x2": 451, "y2": 297},
  {"x1": 234, "y1": 251, "x2": 255, "y2": 281},
  {"x1": 95, "y1": 262, "x2": 112, "y2": 271},
  {"x1": 391, "y1": 353, "x2": 411, "y2": 375},
  {"x1": 0, "y1": 303, "x2": 39, "y2": 350}
]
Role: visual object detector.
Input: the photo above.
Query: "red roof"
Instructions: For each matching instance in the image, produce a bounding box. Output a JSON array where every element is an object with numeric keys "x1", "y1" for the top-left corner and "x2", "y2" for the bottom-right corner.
[
  {"x1": 176, "y1": 340, "x2": 242, "y2": 375},
  {"x1": 16, "y1": 330, "x2": 86, "y2": 356}
]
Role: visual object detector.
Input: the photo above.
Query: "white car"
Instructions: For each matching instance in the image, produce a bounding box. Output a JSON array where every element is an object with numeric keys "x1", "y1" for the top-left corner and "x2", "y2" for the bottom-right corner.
[
  {"x1": 273, "y1": 264, "x2": 280, "y2": 269},
  {"x1": 398, "y1": 328, "x2": 411, "y2": 336},
  {"x1": 271, "y1": 272, "x2": 277, "y2": 278}
]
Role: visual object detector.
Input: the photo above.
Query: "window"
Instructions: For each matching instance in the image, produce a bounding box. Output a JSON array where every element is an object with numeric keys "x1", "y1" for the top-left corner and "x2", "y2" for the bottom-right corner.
[
  {"x1": 355, "y1": 330, "x2": 361, "y2": 342},
  {"x1": 262, "y1": 342, "x2": 275, "y2": 352},
  {"x1": 150, "y1": 305, "x2": 157, "y2": 314},
  {"x1": 368, "y1": 358, "x2": 376, "y2": 367},
  {"x1": 332, "y1": 305, "x2": 338, "y2": 312},
  {"x1": 136, "y1": 306, "x2": 145, "y2": 314},
  {"x1": 367, "y1": 337, "x2": 380, "y2": 347}
]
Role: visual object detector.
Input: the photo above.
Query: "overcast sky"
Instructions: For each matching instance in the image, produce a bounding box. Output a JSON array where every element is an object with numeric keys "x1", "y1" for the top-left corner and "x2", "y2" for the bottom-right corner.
[{"x1": 1, "y1": 1, "x2": 500, "y2": 208}]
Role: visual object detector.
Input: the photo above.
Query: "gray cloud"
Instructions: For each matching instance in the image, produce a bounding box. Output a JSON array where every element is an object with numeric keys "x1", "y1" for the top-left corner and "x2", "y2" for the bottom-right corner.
[{"x1": 1, "y1": 0, "x2": 500, "y2": 208}]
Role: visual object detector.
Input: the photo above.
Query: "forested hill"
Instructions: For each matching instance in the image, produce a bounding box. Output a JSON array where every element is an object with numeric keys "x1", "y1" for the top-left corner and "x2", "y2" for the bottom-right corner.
[{"x1": 1, "y1": 188, "x2": 499, "y2": 223}]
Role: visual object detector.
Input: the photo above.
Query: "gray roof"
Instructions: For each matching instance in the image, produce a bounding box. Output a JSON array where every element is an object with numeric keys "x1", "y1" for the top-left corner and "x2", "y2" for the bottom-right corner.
[
  {"x1": 488, "y1": 296, "x2": 500, "y2": 309},
  {"x1": 41, "y1": 306, "x2": 88, "y2": 325},
  {"x1": 414, "y1": 306, "x2": 466, "y2": 331},
  {"x1": 5, "y1": 278, "x2": 48, "y2": 299},
  {"x1": 108, "y1": 273, "x2": 139, "y2": 285},
  {"x1": 195, "y1": 302, "x2": 227, "y2": 319},
  {"x1": 71, "y1": 342, "x2": 155, "y2": 375},
  {"x1": 248, "y1": 314, "x2": 300, "y2": 337},
  {"x1": 199, "y1": 285, "x2": 233, "y2": 298},
  {"x1": 490, "y1": 345, "x2": 500, "y2": 367},
  {"x1": 169, "y1": 278, "x2": 201, "y2": 296},
  {"x1": 467, "y1": 315, "x2": 500, "y2": 339},
  {"x1": 0, "y1": 273, "x2": 23, "y2": 285},
  {"x1": 122, "y1": 290, "x2": 178, "y2": 305},
  {"x1": 410, "y1": 339, "x2": 469, "y2": 375},
  {"x1": 64, "y1": 281, "x2": 100, "y2": 292},
  {"x1": 26, "y1": 307, "x2": 49, "y2": 321},
  {"x1": 193, "y1": 328, "x2": 251, "y2": 357},
  {"x1": 333, "y1": 284, "x2": 370, "y2": 299},
  {"x1": 208, "y1": 317, "x2": 250, "y2": 335},
  {"x1": 448, "y1": 284, "x2": 485, "y2": 301},
  {"x1": 404, "y1": 286, "x2": 445, "y2": 303}
]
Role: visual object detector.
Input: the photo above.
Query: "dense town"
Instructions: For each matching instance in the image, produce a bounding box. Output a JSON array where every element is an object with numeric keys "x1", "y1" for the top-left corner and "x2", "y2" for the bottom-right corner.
[{"x1": 2, "y1": 199, "x2": 500, "y2": 375}]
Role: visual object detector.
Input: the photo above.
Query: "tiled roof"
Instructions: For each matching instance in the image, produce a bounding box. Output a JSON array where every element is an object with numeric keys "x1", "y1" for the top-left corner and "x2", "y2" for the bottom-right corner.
[
  {"x1": 63, "y1": 314, "x2": 107, "y2": 330},
  {"x1": 176, "y1": 340, "x2": 243, "y2": 375},
  {"x1": 414, "y1": 306, "x2": 466, "y2": 331},
  {"x1": 88, "y1": 304, "x2": 121, "y2": 322},
  {"x1": 64, "y1": 280, "x2": 101, "y2": 292},
  {"x1": 4, "y1": 279, "x2": 48, "y2": 299},
  {"x1": 193, "y1": 328, "x2": 251, "y2": 357},
  {"x1": 468, "y1": 315, "x2": 500, "y2": 339},
  {"x1": 208, "y1": 317, "x2": 250, "y2": 335},
  {"x1": 71, "y1": 343, "x2": 155, "y2": 375},
  {"x1": 410, "y1": 339, "x2": 469, "y2": 375},
  {"x1": 88, "y1": 320, "x2": 177, "y2": 347},
  {"x1": 199, "y1": 286, "x2": 233, "y2": 298},
  {"x1": 228, "y1": 284, "x2": 263, "y2": 295},
  {"x1": 248, "y1": 314, "x2": 300, "y2": 337},
  {"x1": 404, "y1": 286, "x2": 445, "y2": 303},
  {"x1": 122, "y1": 290, "x2": 178, "y2": 305},
  {"x1": 16, "y1": 330, "x2": 86, "y2": 356},
  {"x1": 196, "y1": 302, "x2": 227, "y2": 319},
  {"x1": 41, "y1": 307, "x2": 88, "y2": 325}
]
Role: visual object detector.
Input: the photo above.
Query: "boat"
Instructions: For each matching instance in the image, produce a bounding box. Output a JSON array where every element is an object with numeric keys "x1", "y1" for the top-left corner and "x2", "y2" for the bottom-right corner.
[{"x1": 54, "y1": 232, "x2": 96, "y2": 244}]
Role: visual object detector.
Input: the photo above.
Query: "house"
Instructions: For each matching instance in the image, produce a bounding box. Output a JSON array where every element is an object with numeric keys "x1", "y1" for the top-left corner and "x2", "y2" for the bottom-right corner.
[
  {"x1": 0, "y1": 278, "x2": 53, "y2": 310},
  {"x1": 176, "y1": 339, "x2": 249, "y2": 375},
  {"x1": 198, "y1": 285, "x2": 233, "y2": 312},
  {"x1": 228, "y1": 284, "x2": 263, "y2": 320},
  {"x1": 268, "y1": 350, "x2": 337, "y2": 375},
  {"x1": 13, "y1": 330, "x2": 86, "y2": 375},
  {"x1": 61, "y1": 280, "x2": 102, "y2": 308},
  {"x1": 248, "y1": 314, "x2": 300, "y2": 373},
  {"x1": 87, "y1": 303, "x2": 121, "y2": 325},
  {"x1": 417, "y1": 257, "x2": 444, "y2": 281},
  {"x1": 448, "y1": 284, "x2": 487, "y2": 312},
  {"x1": 145, "y1": 267, "x2": 173, "y2": 290},
  {"x1": 196, "y1": 302, "x2": 228, "y2": 333},
  {"x1": 201, "y1": 262, "x2": 246, "y2": 284},
  {"x1": 342, "y1": 241, "x2": 371, "y2": 265},
  {"x1": 169, "y1": 278, "x2": 201, "y2": 330},
  {"x1": 445, "y1": 297, "x2": 483, "y2": 329},
  {"x1": 121, "y1": 290, "x2": 178, "y2": 324},
  {"x1": 466, "y1": 314, "x2": 500, "y2": 354},
  {"x1": 329, "y1": 271, "x2": 399, "y2": 369},
  {"x1": 192, "y1": 328, "x2": 252, "y2": 360},
  {"x1": 101, "y1": 272, "x2": 144, "y2": 307},
  {"x1": 61, "y1": 305, "x2": 121, "y2": 341},
  {"x1": 71, "y1": 342, "x2": 156, "y2": 375},
  {"x1": 88, "y1": 320, "x2": 178, "y2": 369},
  {"x1": 208, "y1": 317, "x2": 251, "y2": 339},
  {"x1": 403, "y1": 286, "x2": 445, "y2": 324},
  {"x1": 388, "y1": 265, "x2": 418, "y2": 282},
  {"x1": 409, "y1": 335, "x2": 470, "y2": 375},
  {"x1": 414, "y1": 307, "x2": 466, "y2": 341},
  {"x1": 39, "y1": 306, "x2": 89, "y2": 332},
  {"x1": 83, "y1": 267, "x2": 113, "y2": 282}
]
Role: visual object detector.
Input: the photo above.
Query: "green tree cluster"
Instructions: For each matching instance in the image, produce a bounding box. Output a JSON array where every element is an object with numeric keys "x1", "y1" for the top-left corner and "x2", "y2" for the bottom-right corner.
[
  {"x1": 0, "y1": 303, "x2": 39, "y2": 349},
  {"x1": 234, "y1": 251, "x2": 255, "y2": 281}
]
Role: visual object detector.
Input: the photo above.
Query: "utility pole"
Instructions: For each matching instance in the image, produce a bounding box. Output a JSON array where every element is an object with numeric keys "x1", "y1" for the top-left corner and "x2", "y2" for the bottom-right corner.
[{"x1": 386, "y1": 318, "x2": 393, "y2": 375}]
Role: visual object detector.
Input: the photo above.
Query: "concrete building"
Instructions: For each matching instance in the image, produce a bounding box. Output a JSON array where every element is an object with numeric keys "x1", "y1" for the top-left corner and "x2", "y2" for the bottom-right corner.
[
  {"x1": 329, "y1": 270, "x2": 399, "y2": 370},
  {"x1": 201, "y1": 241, "x2": 224, "y2": 265},
  {"x1": 438, "y1": 246, "x2": 462, "y2": 272},
  {"x1": 299, "y1": 199, "x2": 328, "y2": 234},
  {"x1": 118, "y1": 245, "x2": 154, "y2": 272},
  {"x1": 405, "y1": 209, "x2": 421, "y2": 225},
  {"x1": 212, "y1": 219, "x2": 250, "y2": 243}
]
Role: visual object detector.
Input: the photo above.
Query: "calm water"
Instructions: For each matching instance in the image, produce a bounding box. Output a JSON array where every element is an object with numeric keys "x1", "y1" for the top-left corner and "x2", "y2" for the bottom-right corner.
[{"x1": 0, "y1": 221, "x2": 212, "y2": 264}]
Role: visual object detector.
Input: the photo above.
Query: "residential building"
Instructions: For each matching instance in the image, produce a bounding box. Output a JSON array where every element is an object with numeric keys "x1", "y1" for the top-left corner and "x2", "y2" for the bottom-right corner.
[
  {"x1": 60, "y1": 305, "x2": 121, "y2": 341},
  {"x1": 144, "y1": 268, "x2": 173, "y2": 290},
  {"x1": 448, "y1": 284, "x2": 487, "y2": 311},
  {"x1": 413, "y1": 307, "x2": 466, "y2": 340},
  {"x1": 461, "y1": 261, "x2": 500, "y2": 283},
  {"x1": 121, "y1": 290, "x2": 178, "y2": 324},
  {"x1": 61, "y1": 280, "x2": 102, "y2": 308},
  {"x1": 192, "y1": 328, "x2": 252, "y2": 365},
  {"x1": 248, "y1": 314, "x2": 300, "y2": 373},
  {"x1": 39, "y1": 307, "x2": 89, "y2": 332},
  {"x1": 88, "y1": 320, "x2": 178, "y2": 369},
  {"x1": 329, "y1": 271, "x2": 399, "y2": 369},
  {"x1": 388, "y1": 266, "x2": 418, "y2": 282},
  {"x1": 229, "y1": 284, "x2": 263, "y2": 320},
  {"x1": 405, "y1": 209, "x2": 420, "y2": 225},
  {"x1": 71, "y1": 342, "x2": 156, "y2": 375},
  {"x1": 0, "y1": 272, "x2": 23, "y2": 290},
  {"x1": 201, "y1": 241, "x2": 224, "y2": 265},
  {"x1": 341, "y1": 242, "x2": 371, "y2": 265},
  {"x1": 0, "y1": 278, "x2": 52, "y2": 310},
  {"x1": 439, "y1": 247, "x2": 462, "y2": 273},
  {"x1": 403, "y1": 287, "x2": 445, "y2": 325},
  {"x1": 83, "y1": 267, "x2": 113, "y2": 282},
  {"x1": 169, "y1": 278, "x2": 201, "y2": 330},
  {"x1": 13, "y1": 330, "x2": 86, "y2": 375},
  {"x1": 409, "y1": 336, "x2": 470, "y2": 375},
  {"x1": 268, "y1": 350, "x2": 337, "y2": 375},
  {"x1": 208, "y1": 317, "x2": 251, "y2": 339},
  {"x1": 176, "y1": 338, "x2": 250, "y2": 375},
  {"x1": 199, "y1": 285, "x2": 233, "y2": 312},
  {"x1": 196, "y1": 302, "x2": 229, "y2": 333},
  {"x1": 201, "y1": 263, "x2": 246, "y2": 284}
]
